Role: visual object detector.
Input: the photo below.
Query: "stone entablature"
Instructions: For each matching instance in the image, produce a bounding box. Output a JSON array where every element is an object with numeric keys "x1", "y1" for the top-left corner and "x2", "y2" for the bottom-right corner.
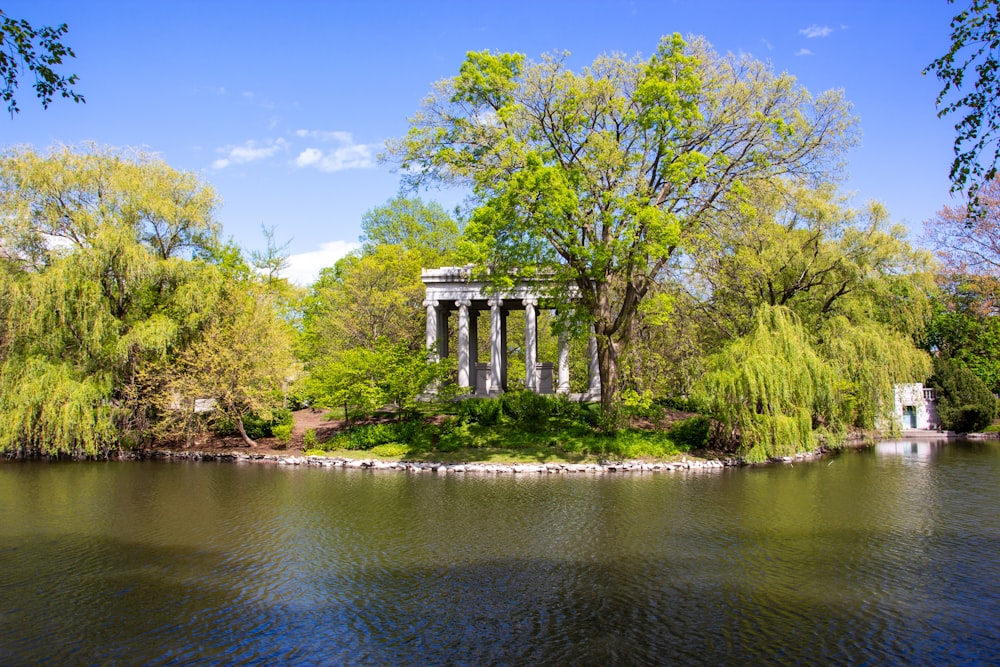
[{"x1": 422, "y1": 266, "x2": 599, "y2": 397}]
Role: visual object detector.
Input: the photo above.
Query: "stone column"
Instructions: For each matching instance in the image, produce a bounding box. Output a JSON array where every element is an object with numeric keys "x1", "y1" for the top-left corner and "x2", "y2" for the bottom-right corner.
[
  {"x1": 557, "y1": 329, "x2": 570, "y2": 394},
  {"x1": 456, "y1": 299, "x2": 471, "y2": 389},
  {"x1": 423, "y1": 299, "x2": 439, "y2": 360},
  {"x1": 469, "y1": 308, "x2": 479, "y2": 393},
  {"x1": 523, "y1": 297, "x2": 538, "y2": 392},
  {"x1": 500, "y1": 310, "x2": 509, "y2": 390},
  {"x1": 488, "y1": 298, "x2": 503, "y2": 394},
  {"x1": 587, "y1": 330, "x2": 601, "y2": 398}
]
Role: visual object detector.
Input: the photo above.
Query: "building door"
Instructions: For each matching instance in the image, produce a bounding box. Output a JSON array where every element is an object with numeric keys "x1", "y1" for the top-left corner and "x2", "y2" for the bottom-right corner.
[{"x1": 903, "y1": 405, "x2": 917, "y2": 429}]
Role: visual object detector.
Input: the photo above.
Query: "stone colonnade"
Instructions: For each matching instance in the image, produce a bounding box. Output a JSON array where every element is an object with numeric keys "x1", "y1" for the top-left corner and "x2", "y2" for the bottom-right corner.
[{"x1": 422, "y1": 267, "x2": 600, "y2": 397}]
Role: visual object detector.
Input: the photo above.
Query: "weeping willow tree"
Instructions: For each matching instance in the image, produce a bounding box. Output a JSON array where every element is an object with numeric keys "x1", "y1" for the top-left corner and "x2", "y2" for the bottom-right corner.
[
  {"x1": 819, "y1": 316, "x2": 932, "y2": 431},
  {"x1": 0, "y1": 145, "x2": 225, "y2": 456},
  {"x1": 696, "y1": 305, "x2": 834, "y2": 463}
]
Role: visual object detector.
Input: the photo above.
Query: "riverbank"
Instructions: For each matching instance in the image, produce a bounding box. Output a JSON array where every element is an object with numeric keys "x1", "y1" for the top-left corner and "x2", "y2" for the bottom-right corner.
[{"x1": 136, "y1": 447, "x2": 828, "y2": 473}]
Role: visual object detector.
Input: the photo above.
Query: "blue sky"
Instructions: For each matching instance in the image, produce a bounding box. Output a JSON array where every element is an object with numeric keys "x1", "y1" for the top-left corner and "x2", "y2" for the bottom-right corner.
[{"x1": 4, "y1": 1, "x2": 959, "y2": 284}]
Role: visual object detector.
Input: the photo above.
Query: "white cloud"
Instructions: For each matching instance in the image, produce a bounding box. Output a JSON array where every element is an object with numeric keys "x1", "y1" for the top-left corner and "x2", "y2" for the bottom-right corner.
[
  {"x1": 211, "y1": 138, "x2": 287, "y2": 170},
  {"x1": 795, "y1": 48, "x2": 815, "y2": 57},
  {"x1": 761, "y1": 38, "x2": 774, "y2": 51},
  {"x1": 292, "y1": 130, "x2": 376, "y2": 172},
  {"x1": 799, "y1": 25, "x2": 833, "y2": 38},
  {"x1": 283, "y1": 240, "x2": 360, "y2": 286},
  {"x1": 294, "y1": 147, "x2": 323, "y2": 167}
]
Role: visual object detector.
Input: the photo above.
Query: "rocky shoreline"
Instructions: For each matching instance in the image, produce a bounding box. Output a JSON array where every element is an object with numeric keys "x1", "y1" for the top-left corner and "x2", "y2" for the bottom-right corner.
[{"x1": 139, "y1": 448, "x2": 826, "y2": 473}]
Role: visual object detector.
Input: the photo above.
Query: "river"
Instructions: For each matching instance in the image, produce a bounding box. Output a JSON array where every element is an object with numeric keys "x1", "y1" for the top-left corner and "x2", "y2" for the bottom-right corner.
[{"x1": 1, "y1": 439, "x2": 998, "y2": 666}]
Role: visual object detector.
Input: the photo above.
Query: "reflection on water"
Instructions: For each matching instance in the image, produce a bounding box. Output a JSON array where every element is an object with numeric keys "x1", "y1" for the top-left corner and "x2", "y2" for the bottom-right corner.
[
  {"x1": 875, "y1": 438, "x2": 947, "y2": 459},
  {"x1": 1, "y1": 442, "x2": 998, "y2": 666}
]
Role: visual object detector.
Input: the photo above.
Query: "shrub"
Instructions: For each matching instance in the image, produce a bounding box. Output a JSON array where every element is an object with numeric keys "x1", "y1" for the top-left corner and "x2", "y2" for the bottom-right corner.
[
  {"x1": 326, "y1": 421, "x2": 422, "y2": 450},
  {"x1": 667, "y1": 416, "x2": 711, "y2": 451},
  {"x1": 303, "y1": 428, "x2": 318, "y2": 449},
  {"x1": 932, "y1": 356, "x2": 997, "y2": 432},
  {"x1": 370, "y1": 443, "x2": 409, "y2": 457},
  {"x1": 457, "y1": 398, "x2": 503, "y2": 426},
  {"x1": 272, "y1": 422, "x2": 293, "y2": 444},
  {"x1": 500, "y1": 390, "x2": 552, "y2": 426}
]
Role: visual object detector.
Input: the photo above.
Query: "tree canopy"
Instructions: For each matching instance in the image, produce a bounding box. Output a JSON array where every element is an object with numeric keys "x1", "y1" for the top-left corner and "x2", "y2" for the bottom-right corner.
[
  {"x1": 390, "y1": 34, "x2": 857, "y2": 415},
  {"x1": 926, "y1": 0, "x2": 1000, "y2": 210},
  {"x1": 0, "y1": 146, "x2": 294, "y2": 456},
  {"x1": 0, "y1": 9, "x2": 83, "y2": 116}
]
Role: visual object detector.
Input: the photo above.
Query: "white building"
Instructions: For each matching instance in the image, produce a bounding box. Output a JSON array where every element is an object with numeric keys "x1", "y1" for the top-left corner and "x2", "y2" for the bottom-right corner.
[{"x1": 893, "y1": 383, "x2": 940, "y2": 431}]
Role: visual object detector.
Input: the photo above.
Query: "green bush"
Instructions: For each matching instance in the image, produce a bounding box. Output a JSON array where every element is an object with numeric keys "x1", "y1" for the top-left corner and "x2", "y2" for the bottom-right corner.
[
  {"x1": 325, "y1": 421, "x2": 422, "y2": 450},
  {"x1": 500, "y1": 390, "x2": 552, "y2": 426},
  {"x1": 303, "y1": 428, "x2": 318, "y2": 449},
  {"x1": 932, "y1": 356, "x2": 998, "y2": 433},
  {"x1": 667, "y1": 416, "x2": 711, "y2": 451},
  {"x1": 370, "y1": 443, "x2": 410, "y2": 457},
  {"x1": 655, "y1": 396, "x2": 704, "y2": 413},
  {"x1": 272, "y1": 422, "x2": 293, "y2": 444},
  {"x1": 457, "y1": 398, "x2": 503, "y2": 426}
]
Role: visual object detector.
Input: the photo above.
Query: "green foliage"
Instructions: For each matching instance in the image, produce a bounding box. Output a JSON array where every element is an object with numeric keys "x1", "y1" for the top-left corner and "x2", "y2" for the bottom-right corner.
[
  {"x1": 456, "y1": 392, "x2": 585, "y2": 428},
  {"x1": 302, "y1": 428, "x2": 318, "y2": 449},
  {"x1": 498, "y1": 390, "x2": 556, "y2": 426},
  {"x1": 0, "y1": 9, "x2": 84, "y2": 115},
  {"x1": 656, "y1": 396, "x2": 704, "y2": 413},
  {"x1": 0, "y1": 146, "x2": 227, "y2": 457},
  {"x1": 307, "y1": 340, "x2": 448, "y2": 425},
  {"x1": 212, "y1": 408, "x2": 293, "y2": 440},
  {"x1": 272, "y1": 422, "x2": 293, "y2": 444},
  {"x1": 924, "y1": 0, "x2": 1000, "y2": 209},
  {"x1": 696, "y1": 306, "x2": 832, "y2": 462},
  {"x1": 163, "y1": 277, "x2": 296, "y2": 446},
  {"x1": 667, "y1": 416, "x2": 711, "y2": 451},
  {"x1": 819, "y1": 317, "x2": 932, "y2": 430},
  {"x1": 324, "y1": 421, "x2": 423, "y2": 451},
  {"x1": 457, "y1": 397, "x2": 503, "y2": 426},
  {"x1": 0, "y1": 357, "x2": 116, "y2": 456},
  {"x1": 932, "y1": 356, "x2": 997, "y2": 433},
  {"x1": 370, "y1": 443, "x2": 410, "y2": 458},
  {"x1": 360, "y1": 195, "x2": 461, "y2": 260},
  {"x1": 391, "y1": 34, "x2": 857, "y2": 416}
]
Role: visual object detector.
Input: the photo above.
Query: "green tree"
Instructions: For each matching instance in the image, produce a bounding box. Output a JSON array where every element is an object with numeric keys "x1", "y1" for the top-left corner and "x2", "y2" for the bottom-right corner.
[
  {"x1": 361, "y1": 195, "x2": 461, "y2": 261},
  {"x1": 390, "y1": 34, "x2": 857, "y2": 416},
  {"x1": 300, "y1": 245, "x2": 428, "y2": 359},
  {"x1": 161, "y1": 276, "x2": 295, "y2": 447},
  {"x1": 307, "y1": 341, "x2": 448, "y2": 426},
  {"x1": 0, "y1": 146, "x2": 220, "y2": 455},
  {"x1": 925, "y1": 0, "x2": 1000, "y2": 210},
  {"x1": 695, "y1": 306, "x2": 834, "y2": 462},
  {"x1": 931, "y1": 354, "x2": 997, "y2": 432},
  {"x1": 925, "y1": 276, "x2": 1000, "y2": 392},
  {"x1": 0, "y1": 9, "x2": 83, "y2": 115}
]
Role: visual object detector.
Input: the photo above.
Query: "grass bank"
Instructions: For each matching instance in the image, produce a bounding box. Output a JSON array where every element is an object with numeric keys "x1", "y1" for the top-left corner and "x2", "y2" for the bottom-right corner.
[{"x1": 301, "y1": 392, "x2": 711, "y2": 464}]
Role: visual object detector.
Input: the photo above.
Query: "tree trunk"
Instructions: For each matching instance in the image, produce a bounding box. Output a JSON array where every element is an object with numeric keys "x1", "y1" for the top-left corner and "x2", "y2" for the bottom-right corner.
[
  {"x1": 596, "y1": 333, "x2": 619, "y2": 421},
  {"x1": 234, "y1": 415, "x2": 257, "y2": 447}
]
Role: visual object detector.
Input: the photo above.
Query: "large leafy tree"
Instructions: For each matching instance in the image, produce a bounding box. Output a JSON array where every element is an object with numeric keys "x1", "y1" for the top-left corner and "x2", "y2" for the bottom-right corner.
[
  {"x1": 161, "y1": 274, "x2": 295, "y2": 447},
  {"x1": 686, "y1": 187, "x2": 933, "y2": 457},
  {"x1": 0, "y1": 146, "x2": 220, "y2": 455},
  {"x1": 360, "y1": 195, "x2": 461, "y2": 260},
  {"x1": 299, "y1": 196, "x2": 459, "y2": 415},
  {"x1": 391, "y1": 34, "x2": 856, "y2": 415},
  {"x1": 0, "y1": 9, "x2": 83, "y2": 115},
  {"x1": 925, "y1": 0, "x2": 1000, "y2": 209}
]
